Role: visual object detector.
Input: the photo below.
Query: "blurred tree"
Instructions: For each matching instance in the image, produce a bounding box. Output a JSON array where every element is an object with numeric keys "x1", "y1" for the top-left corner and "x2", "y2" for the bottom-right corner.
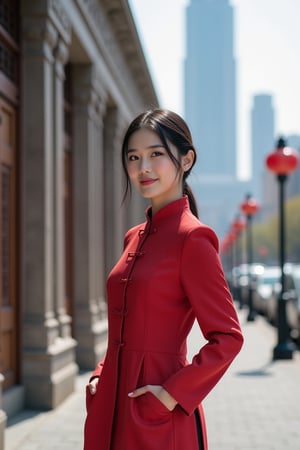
[
  {"x1": 252, "y1": 219, "x2": 277, "y2": 263},
  {"x1": 251, "y1": 195, "x2": 300, "y2": 264},
  {"x1": 285, "y1": 195, "x2": 300, "y2": 262}
]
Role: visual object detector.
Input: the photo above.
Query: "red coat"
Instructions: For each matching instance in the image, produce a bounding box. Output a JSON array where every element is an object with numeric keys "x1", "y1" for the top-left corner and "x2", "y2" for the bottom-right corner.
[{"x1": 84, "y1": 197, "x2": 243, "y2": 450}]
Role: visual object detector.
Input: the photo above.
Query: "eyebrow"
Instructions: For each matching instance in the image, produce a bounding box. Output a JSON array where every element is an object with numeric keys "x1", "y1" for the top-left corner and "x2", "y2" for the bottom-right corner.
[{"x1": 127, "y1": 144, "x2": 166, "y2": 153}]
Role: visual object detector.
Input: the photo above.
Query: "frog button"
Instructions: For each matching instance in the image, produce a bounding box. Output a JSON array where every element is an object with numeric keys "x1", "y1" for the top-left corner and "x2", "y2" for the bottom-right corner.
[
  {"x1": 112, "y1": 307, "x2": 128, "y2": 317},
  {"x1": 113, "y1": 339, "x2": 125, "y2": 348},
  {"x1": 120, "y1": 277, "x2": 132, "y2": 283}
]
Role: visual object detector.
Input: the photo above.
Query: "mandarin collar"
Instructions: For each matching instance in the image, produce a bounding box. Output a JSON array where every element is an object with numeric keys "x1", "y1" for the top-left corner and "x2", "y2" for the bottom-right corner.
[{"x1": 145, "y1": 196, "x2": 190, "y2": 226}]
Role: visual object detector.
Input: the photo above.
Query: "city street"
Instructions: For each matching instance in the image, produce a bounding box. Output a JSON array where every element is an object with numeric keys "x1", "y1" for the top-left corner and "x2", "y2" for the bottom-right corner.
[{"x1": 5, "y1": 307, "x2": 300, "y2": 450}]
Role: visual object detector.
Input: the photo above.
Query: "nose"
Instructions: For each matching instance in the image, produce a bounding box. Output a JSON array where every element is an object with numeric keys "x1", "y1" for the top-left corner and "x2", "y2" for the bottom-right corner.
[{"x1": 139, "y1": 157, "x2": 151, "y2": 173}]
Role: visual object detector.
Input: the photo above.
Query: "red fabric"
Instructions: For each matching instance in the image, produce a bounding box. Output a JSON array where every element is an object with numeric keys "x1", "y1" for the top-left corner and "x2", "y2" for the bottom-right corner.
[{"x1": 84, "y1": 196, "x2": 243, "y2": 450}]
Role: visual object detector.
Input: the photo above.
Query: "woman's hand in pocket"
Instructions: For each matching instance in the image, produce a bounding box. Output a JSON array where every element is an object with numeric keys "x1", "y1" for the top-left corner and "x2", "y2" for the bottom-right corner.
[
  {"x1": 87, "y1": 377, "x2": 99, "y2": 395},
  {"x1": 128, "y1": 385, "x2": 177, "y2": 411}
]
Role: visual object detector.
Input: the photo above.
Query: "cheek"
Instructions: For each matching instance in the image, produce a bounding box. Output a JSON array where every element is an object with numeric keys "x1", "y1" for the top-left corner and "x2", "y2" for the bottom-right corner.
[
  {"x1": 127, "y1": 164, "x2": 138, "y2": 180},
  {"x1": 161, "y1": 161, "x2": 181, "y2": 180}
]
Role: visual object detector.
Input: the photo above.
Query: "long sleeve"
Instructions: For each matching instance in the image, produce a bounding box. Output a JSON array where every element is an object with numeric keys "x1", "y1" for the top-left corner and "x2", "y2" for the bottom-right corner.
[
  {"x1": 163, "y1": 227, "x2": 243, "y2": 415},
  {"x1": 90, "y1": 357, "x2": 106, "y2": 380}
]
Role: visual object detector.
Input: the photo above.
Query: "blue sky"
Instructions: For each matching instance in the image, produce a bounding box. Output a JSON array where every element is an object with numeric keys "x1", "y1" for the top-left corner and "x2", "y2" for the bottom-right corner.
[{"x1": 128, "y1": 0, "x2": 300, "y2": 179}]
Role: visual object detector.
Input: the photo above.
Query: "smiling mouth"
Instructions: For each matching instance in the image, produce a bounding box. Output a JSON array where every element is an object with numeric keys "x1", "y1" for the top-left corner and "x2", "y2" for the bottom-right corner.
[{"x1": 140, "y1": 179, "x2": 157, "y2": 186}]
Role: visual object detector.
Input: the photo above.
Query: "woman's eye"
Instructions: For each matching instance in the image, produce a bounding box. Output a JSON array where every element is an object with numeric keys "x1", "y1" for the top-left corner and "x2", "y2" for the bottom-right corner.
[
  {"x1": 152, "y1": 151, "x2": 163, "y2": 157},
  {"x1": 128, "y1": 154, "x2": 138, "y2": 161}
]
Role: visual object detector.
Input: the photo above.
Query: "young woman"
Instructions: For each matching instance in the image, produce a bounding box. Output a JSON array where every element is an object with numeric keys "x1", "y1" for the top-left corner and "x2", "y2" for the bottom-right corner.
[{"x1": 84, "y1": 109, "x2": 243, "y2": 450}]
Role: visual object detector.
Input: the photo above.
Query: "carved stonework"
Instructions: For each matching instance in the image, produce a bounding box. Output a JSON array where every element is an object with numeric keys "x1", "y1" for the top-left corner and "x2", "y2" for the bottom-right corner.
[
  {"x1": 72, "y1": 65, "x2": 107, "y2": 125},
  {"x1": 79, "y1": 0, "x2": 118, "y2": 55},
  {"x1": 22, "y1": 17, "x2": 58, "y2": 48},
  {"x1": 54, "y1": 39, "x2": 69, "y2": 79},
  {"x1": 79, "y1": 0, "x2": 157, "y2": 107},
  {"x1": 50, "y1": 0, "x2": 71, "y2": 44},
  {"x1": 81, "y1": 0, "x2": 107, "y2": 28}
]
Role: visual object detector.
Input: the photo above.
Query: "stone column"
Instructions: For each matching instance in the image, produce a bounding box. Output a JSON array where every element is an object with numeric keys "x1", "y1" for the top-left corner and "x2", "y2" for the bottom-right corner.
[
  {"x1": 52, "y1": 37, "x2": 72, "y2": 338},
  {"x1": 21, "y1": 10, "x2": 77, "y2": 408},
  {"x1": 0, "y1": 375, "x2": 6, "y2": 450},
  {"x1": 93, "y1": 93, "x2": 108, "y2": 321},
  {"x1": 103, "y1": 107, "x2": 127, "y2": 276},
  {"x1": 72, "y1": 65, "x2": 108, "y2": 369}
]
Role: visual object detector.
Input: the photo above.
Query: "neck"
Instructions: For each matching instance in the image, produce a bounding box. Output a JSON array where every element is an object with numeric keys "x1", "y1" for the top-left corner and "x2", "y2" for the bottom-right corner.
[{"x1": 151, "y1": 193, "x2": 183, "y2": 216}]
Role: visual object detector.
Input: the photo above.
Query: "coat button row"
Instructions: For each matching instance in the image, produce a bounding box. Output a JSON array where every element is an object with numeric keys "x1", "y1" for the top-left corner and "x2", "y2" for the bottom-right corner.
[
  {"x1": 113, "y1": 339, "x2": 125, "y2": 348},
  {"x1": 127, "y1": 251, "x2": 145, "y2": 260},
  {"x1": 120, "y1": 277, "x2": 132, "y2": 283},
  {"x1": 112, "y1": 307, "x2": 128, "y2": 317},
  {"x1": 138, "y1": 227, "x2": 157, "y2": 236}
]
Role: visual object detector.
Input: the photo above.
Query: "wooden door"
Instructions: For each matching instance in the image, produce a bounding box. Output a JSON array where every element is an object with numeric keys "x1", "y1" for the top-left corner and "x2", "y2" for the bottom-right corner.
[{"x1": 0, "y1": 98, "x2": 17, "y2": 390}]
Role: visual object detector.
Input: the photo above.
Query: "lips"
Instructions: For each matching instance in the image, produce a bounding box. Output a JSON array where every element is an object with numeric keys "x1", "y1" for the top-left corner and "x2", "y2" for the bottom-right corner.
[{"x1": 140, "y1": 178, "x2": 157, "y2": 186}]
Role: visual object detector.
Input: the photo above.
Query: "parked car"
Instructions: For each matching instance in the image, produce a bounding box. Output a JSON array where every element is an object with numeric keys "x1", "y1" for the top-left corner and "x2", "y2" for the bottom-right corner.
[
  {"x1": 265, "y1": 264, "x2": 300, "y2": 341},
  {"x1": 253, "y1": 266, "x2": 280, "y2": 316},
  {"x1": 286, "y1": 265, "x2": 300, "y2": 342},
  {"x1": 237, "y1": 263, "x2": 265, "y2": 308}
]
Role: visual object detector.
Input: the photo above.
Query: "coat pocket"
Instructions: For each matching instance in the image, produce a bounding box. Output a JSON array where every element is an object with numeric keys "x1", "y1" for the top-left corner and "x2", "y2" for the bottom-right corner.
[{"x1": 132, "y1": 391, "x2": 172, "y2": 426}]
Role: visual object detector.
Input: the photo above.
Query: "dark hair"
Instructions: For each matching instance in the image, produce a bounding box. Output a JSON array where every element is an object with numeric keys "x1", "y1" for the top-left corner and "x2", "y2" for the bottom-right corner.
[{"x1": 121, "y1": 108, "x2": 199, "y2": 218}]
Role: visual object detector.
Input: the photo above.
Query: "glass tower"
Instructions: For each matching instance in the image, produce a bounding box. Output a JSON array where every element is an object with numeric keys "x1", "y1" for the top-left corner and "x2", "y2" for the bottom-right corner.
[
  {"x1": 251, "y1": 94, "x2": 275, "y2": 200},
  {"x1": 184, "y1": 0, "x2": 236, "y2": 178}
]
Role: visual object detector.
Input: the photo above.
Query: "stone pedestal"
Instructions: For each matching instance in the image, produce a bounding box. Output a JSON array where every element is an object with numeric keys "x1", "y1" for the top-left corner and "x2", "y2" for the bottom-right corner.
[{"x1": 22, "y1": 339, "x2": 77, "y2": 409}]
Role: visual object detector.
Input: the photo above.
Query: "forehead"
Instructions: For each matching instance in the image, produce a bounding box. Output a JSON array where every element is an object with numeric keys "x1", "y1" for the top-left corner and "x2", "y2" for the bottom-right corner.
[{"x1": 127, "y1": 128, "x2": 163, "y2": 149}]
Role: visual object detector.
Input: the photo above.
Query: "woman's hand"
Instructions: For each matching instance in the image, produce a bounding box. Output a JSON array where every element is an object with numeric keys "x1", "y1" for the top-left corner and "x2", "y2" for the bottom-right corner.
[
  {"x1": 87, "y1": 377, "x2": 99, "y2": 395},
  {"x1": 128, "y1": 385, "x2": 177, "y2": 411}
]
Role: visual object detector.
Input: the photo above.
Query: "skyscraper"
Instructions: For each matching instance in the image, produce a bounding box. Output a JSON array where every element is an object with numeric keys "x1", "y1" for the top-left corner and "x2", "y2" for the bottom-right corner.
[
  {"x1": 251, "y1": 94, "x2": 275, "y2": 200},
  {"x1": 184, "y1": 0, "x2": 246, "y2": 238},
  {"x1": 184, "y1": 0, "x2": 236, "y2": 178}
]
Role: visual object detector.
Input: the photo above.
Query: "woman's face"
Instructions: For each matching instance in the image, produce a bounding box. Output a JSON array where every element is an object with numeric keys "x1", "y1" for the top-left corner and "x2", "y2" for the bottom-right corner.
[{"x1": 126, "y1": 128, "x2": 187, "y2": 213}]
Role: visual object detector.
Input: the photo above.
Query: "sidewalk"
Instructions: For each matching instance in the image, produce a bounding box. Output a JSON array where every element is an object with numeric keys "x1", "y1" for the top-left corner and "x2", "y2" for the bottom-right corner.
[
  {"x1": 5, "y1": 307, "x2": 300, "y2": 449},
  {"x1": 200, "y1": 310, "x2": 300, "y2": 450}
]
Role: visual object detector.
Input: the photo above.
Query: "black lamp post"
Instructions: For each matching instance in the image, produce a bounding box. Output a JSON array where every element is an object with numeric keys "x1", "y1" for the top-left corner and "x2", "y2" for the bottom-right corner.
[
  {"x1": 240, "y1": 193, "x2": 259, "y2": 322},
  {"x1": 265, "y1": 137, "x2": 299, "y2": 360},
  {"x1": 220, "y1": 230, "x2": 236, "y2": 276},
  {"x1": 232, "y1": 215, "x2": 246, "y2": 308}
]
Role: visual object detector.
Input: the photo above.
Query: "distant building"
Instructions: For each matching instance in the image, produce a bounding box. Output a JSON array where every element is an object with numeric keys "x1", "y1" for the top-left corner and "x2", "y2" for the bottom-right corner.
[
  {"x1": 190, "y1": 176, "x2": 252, "y2": 238},
  {"x1": 0, "y1": 1, "x2": 158, "y2": 446},
  {"x1": 184, "y1": 0, "x2": 243, "y2": 237},
  {"x1": 250, "y1": 94, "x2": 275, "y2": 201},
  {"x1": 286, "y1": 135, "x2": 300, "y2": 198},
  {"x1": 184, "y1": 0, "x2": 236, "y2": 178}
]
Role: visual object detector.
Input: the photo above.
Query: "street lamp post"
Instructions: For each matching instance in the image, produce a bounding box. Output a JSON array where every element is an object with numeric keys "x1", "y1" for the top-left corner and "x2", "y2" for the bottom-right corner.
[
  {"x1": 265, "y1": 137, "x2": 299, "y2": 360},
  {"x1": 220, "y1": 230, "x2": 236, "y2": 277},
  {"x1": 232, "y1": 215, "x2": 246, "y2": 308},
  {"x1": 232, "y1": 215, "x2": 247, "y2": 264},
  {"x1": 240, "y1": 194, "x2": 260, "y2": 322}
]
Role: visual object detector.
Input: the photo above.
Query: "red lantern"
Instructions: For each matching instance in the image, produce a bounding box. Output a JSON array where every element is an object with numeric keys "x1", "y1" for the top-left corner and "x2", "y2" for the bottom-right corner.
[
  {"x1": 240, "y1": 194, "x2": 260, "y2": 217},
  {"x1": 220, "y1": 235, "x2": 230, "y2": 254},
  {"x1": 227, "y1": 230, "x2": 237, "y2": 243},
  {"x1": 265, "y1": 137, "x2": 299, "y2": 175},
  {"x1": 232, "y1": 216, "x2": 246, "y2": 232},
  {"x1": 220, "y1": 230, "x2": 237, "y2": 254}
]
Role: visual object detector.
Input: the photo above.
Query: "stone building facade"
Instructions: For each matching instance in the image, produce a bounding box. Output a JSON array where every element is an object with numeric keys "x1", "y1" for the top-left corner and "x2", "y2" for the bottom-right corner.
[{"x1": 0, "y1": 1, "x2": 158, "y2": 447}]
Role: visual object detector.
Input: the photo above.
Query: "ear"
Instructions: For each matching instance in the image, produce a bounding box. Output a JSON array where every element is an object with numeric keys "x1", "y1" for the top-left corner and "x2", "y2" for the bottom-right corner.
[{"x1": 182, "y1": 149, "x2": 195, "y2": 172}]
